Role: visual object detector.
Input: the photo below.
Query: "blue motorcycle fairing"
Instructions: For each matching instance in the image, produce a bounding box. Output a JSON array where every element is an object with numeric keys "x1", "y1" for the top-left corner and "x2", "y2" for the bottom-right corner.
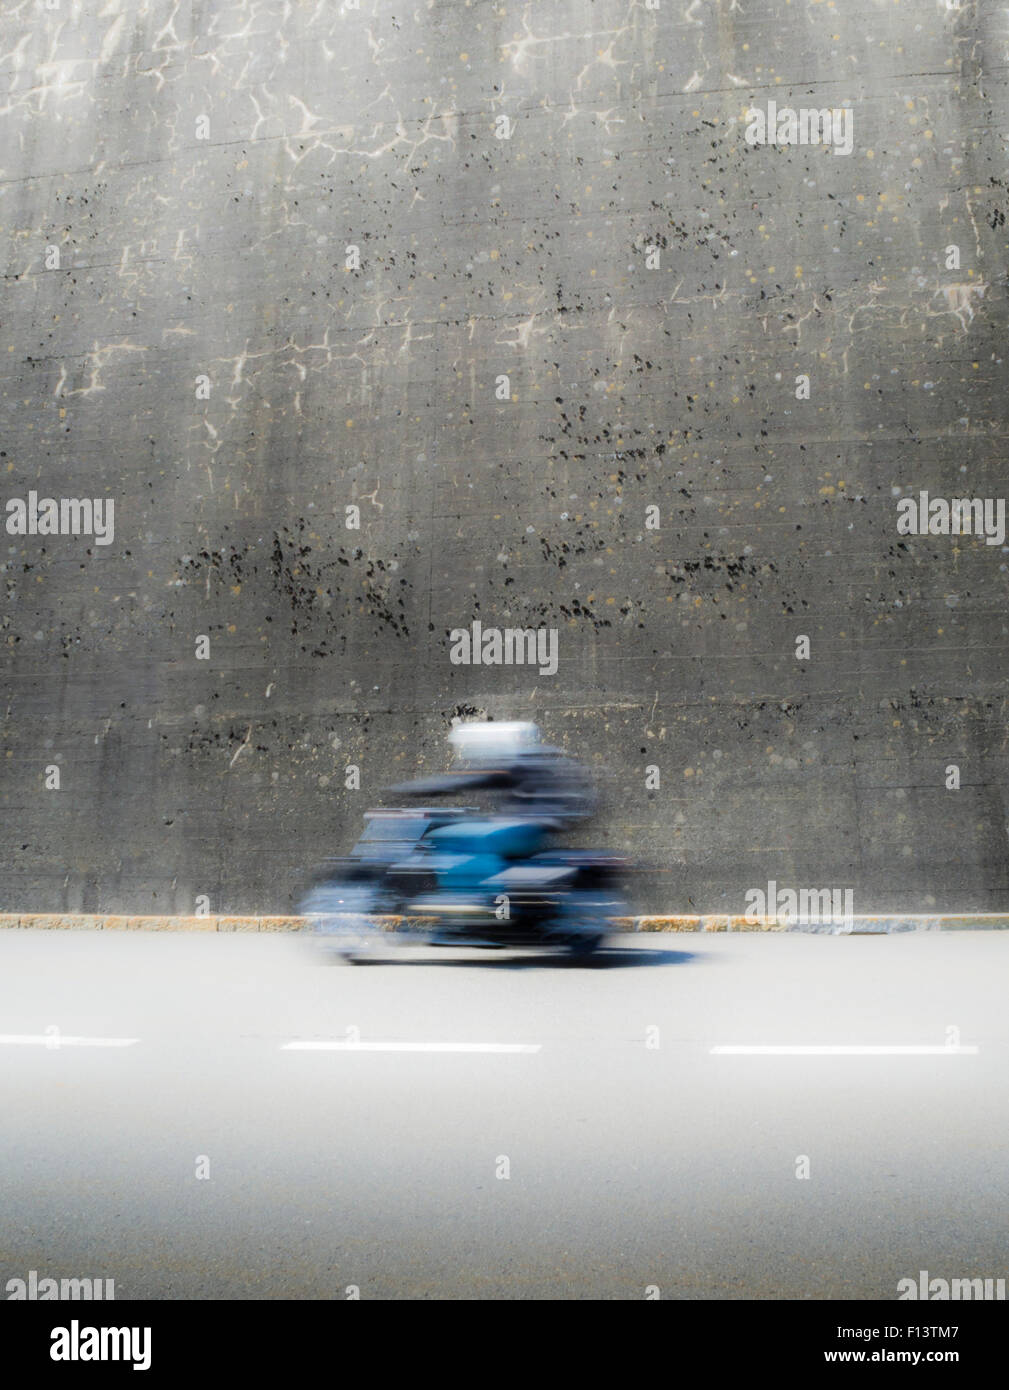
[
  {"x1": 424, "y1": 818, "x2": 549, "y2": 859},
  {"x1": 436, "y1": 851, "x2": 507, "y2": 891}
]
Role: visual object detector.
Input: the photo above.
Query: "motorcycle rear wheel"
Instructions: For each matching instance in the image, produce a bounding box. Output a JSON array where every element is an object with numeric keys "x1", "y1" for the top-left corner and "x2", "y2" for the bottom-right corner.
[{"x1": 553, "y1": 890, "x2": 624, "y2": 960}]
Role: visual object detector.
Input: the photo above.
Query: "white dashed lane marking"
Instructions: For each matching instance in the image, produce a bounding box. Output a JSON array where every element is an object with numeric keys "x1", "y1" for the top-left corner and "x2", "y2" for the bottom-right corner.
[
  {"x1": 0, "y1": 1034, "x2": 139, "y2": 1048},
  {"x1": 711, "y1": 1044, "x2": 979, "y2": 1056},
  {"x1": 281, "y1": 1040, "x2": 542, "y2": 1054}
]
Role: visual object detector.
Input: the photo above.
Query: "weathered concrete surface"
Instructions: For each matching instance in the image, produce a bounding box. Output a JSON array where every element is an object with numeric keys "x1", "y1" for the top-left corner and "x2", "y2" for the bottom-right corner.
[{"x1": 1, "y1": 2, "x2": 1007, "y2": 916}]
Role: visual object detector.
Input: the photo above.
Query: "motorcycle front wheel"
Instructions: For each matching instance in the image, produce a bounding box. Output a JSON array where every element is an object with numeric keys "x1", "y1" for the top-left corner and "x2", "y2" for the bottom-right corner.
[{"x1": 299, "y1": 881, "x2": 386, "y2": 964}]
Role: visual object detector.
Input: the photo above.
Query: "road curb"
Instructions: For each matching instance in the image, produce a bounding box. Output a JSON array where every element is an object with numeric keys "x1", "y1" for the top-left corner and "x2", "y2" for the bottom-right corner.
[{"x1": 2, "y1": 913, "x2": 1009, "y2": 934}]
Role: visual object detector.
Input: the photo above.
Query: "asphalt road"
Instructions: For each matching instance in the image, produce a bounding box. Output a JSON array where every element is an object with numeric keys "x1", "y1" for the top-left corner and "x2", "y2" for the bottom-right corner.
[{"x1": 1, "y1": 929, "x2": 1006, "y2": 1300}]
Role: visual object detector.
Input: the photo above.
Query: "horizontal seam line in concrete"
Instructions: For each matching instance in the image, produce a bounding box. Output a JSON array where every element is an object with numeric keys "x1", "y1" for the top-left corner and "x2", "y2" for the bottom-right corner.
[{"x1": 2, "y1": 915, "x2": 1008, "y2": 933}]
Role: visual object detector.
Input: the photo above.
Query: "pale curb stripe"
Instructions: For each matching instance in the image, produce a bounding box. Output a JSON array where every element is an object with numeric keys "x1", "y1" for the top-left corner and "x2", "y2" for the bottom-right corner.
[{"x1": 2, "y1": 914, "x2": 1009, "y2": 934}]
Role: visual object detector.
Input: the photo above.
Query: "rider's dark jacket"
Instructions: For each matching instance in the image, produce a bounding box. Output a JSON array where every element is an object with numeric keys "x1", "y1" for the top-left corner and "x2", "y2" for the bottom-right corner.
[{"x1": 387, "y1": 748, "x2": 595, "y2": 824}]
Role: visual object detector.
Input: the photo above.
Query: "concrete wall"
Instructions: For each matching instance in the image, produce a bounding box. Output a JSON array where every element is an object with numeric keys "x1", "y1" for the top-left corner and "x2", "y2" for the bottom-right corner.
[{"x1": 2, "y1": 0, "x2": 1007, "y2": 915}]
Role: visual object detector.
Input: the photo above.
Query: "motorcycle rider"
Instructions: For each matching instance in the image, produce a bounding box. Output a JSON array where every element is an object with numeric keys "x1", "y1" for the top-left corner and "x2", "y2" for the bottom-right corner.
[
  {"x1": 383, "y1": 720, "x2": 605, "y2": 938},
  {"x1": 386, "y1": 720, "x2": 596, "y2": 828}
]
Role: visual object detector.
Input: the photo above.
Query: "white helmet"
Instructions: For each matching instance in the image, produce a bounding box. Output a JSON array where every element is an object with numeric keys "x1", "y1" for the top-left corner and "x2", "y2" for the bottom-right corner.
[{"x1": 448, "y1": 720, "x2": 541, "y2": 764}]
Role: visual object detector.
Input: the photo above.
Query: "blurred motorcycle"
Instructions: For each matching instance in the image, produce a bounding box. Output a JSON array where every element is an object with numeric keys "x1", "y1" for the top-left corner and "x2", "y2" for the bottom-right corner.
[{"x1": 299, "y1": 722, "x2": 628, "y2": 962}]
